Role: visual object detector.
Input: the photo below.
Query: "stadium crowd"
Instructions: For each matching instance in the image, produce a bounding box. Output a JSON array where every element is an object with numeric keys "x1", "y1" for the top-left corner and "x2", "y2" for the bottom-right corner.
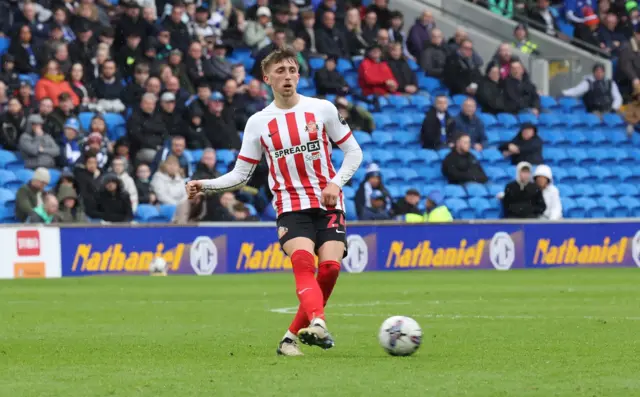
[{"x1": 0, "y1": 0, "x2": 632, "y2": 224}]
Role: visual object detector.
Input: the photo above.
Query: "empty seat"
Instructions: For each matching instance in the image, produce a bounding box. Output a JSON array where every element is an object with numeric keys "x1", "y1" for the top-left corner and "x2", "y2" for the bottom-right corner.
[
  {"x1": 576, "y1": 197, "x2": 605, "y2": 218},
  {"x1": 538, "y1": 113, "x2": 563, "y2": 127},
  {"x1": 598, "y1": 197, "x2": 627, "y2": 218},
  {"x1": 573, "y1": 183, "x2": 597, "y2": 197},
  {"x1": 159, "y1": 204, "x2": 177, "y2": 221},
  {"x1": 496, "y1": 113, "x2": 518, "y2": 128},
  {"x1": 482, "y1": 148, "x2": 503, "y2": 164},
  {"x1": 543, "y1": 148, "x2": 569, "y2": 166},
  {"x1": 558, "y1": 97, "x2": 581, "y2": 112},
  {"x1": 556, "y1": 184, "x2": 576, "y2": 198},
  {"x1": 539, "y1": 95, "x2": 558, "y2": 110},
  {"x1": 602, "y1": 113, "x2": 624, "y2": 127},
  {"x1": 616, "y1": 183, "x2": 639, "y2": 197},
  {"x1": 409, "y1": 96, "x2": 431, "y2": 112},
  {"x1": 478, "y1": 113, "x2": 498, "y2": 128},
  {"x1": 444, "y1": 184, "x2": 467, "y2": 198},
  {"x1": 486, "y1": 183, "x2": 504, "y2": 198},
  {"x1": 518, "y1": 112, "x2": 538, "y2": 125},
  {"x1": 371, "y1": 131, "x2": 394, "y2": 146},
  {"x1": 342, "y1": 185, "x2": 356, "y2": 200},
  {"x1": 372, "y1": 149, "x2": 395, "y2": 166},
  {"x1": 465, "y1": 182, "x2": 489, "y2": 198},
  {"x1": 592, "y1": 184, "x2": 617, "y2": 197}
]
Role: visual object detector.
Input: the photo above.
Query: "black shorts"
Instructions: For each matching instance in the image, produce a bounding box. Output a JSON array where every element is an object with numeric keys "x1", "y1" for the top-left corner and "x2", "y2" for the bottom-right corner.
[{"x1": 277, "y1": 208, "x2": 348, "y2": 257}]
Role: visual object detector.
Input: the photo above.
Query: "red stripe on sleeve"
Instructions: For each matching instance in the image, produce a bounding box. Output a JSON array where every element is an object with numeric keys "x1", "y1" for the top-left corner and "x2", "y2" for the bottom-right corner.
[
  {"x1": 269, "y1": 118, "x2": 301, "y2": 211},
  {"x1": 334, "y1": 131, "x2": 353, "y2": 145},
  {"x1": 261, "y1": 135, "x2": 283, "y2": 215},
  {"x1": 286, "y1": 112, "x2": 319, "y2": 208},
  {"x1": 237, "y1": 155, "x2": 260, "y2": 164}
]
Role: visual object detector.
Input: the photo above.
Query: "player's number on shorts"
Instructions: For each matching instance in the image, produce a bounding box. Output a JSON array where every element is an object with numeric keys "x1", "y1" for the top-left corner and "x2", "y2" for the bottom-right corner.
[{"x1": 327, "y1": 213, "x2": 345, "y2": 229}]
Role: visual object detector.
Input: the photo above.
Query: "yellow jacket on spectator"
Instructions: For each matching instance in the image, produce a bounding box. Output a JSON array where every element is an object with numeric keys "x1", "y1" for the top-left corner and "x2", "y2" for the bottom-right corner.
[{"x1": 405, "y1": 190, "x2": 453, "y2": 223}]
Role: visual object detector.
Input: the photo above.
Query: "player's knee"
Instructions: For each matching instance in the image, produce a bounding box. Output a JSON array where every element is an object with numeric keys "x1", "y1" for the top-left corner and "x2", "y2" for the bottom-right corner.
[
  {"x1": 291, "y1": 250, "x2": 316, "y2": 273},
  {"x1": 319, "y1": 261, "x2": 341, "y2": 278}
]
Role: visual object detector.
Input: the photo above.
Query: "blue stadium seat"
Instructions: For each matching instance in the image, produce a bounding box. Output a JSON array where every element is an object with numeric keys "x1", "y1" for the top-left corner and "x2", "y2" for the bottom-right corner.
[
  {"x1": 465, "y1": 182, "x2": 489, "y2": 198},
  {"x1": 393, "y1": 149, "x2": 417, "y2": 166},
  {"x1": 387, "y1": 185, "x2": 402, "y2": 199},
  {"x1": 332, "y1": 149, "x2": 345, "y2": 165},
  {"x1": 571, "y1": 148, "x2": 590, "y2": 166},
  {"x1": 496, "y1": 113, "x2": 518, "y2": 128},
  {"x1": 486, "y1": 183, "x2": 503, "y2": 198},
  {"x1": 0, "y1": 187, "x2": 15, "y2": 205},
  {"x1": 159, "y1": 204, "x2": 176, "y2": 221},
  {"x1": 584, "y1": 166, "x2": 607, "y2": 184},
  {"x1": 345, "y1": 200, "x2": 358, "y2": 221},
  {"x1": 611, "y1": 166, "x2": 635, "y2": 183},
  {"x1": 485, "y1": 166, "x2": 509, "y2": 183},
  {"x1": 602, "y1": 113, "x2": 624, "y2": 128},
  {"x1": 598, "y1": 197, "x2": 627, "y2": 218},
  {"x1": 0, "y1": 37, "x2": 9, "y2": 57},
  {"x1": 564, "y1": 114, "x2": 588, "y2": 128},
  {"x1": 263, "y1": 205, "x2": 278, "y2": 221},
  {"x1": 14, "y1": 169, "x2": 34, "y2": 184},
  {"x1": 418, "y1": 76, "x2": 442, "y2": 92},
  {"x1": 372, "y1": 114, "x2": 396, "y2": 131},
  {"x1": 562, "y1": 197, "x2": 581, "y2": 218},
  {"x1": 518, "y1": 112, "x2": 538, "y2": 125},
  {"x1": 613, "y1": 148, "x2": 634, "y2": 165},
  {"x1": 619, "y1": 196, "x2": 640, "y2": 216},
  {"x1": 399, "y1": 168, "x2": 420, "y2": 184},
  {"x1": 297, "y1": 77, "x2": 313, "y2": 89},
  {"x1": 388, "y1": 95, "x2": 410, "y2": 109},
  {"x1": 437, "y1": 148, "x2": 451, "y2": 160},
  {"x1": 395, "y1": 132, "x2": 418, "y2": 146},
  {"x1": 616, "y1": 183, "x2": 639, "y2": 197},
  {"x1": 587, "y1": 148, "x2": 616, "y2": 166},
  {"x1": 381, "y1": 168, "x2": 402, "y2": 184},
  {"x1": 372, "y1": 149, "x2": 394, "y2": 167},
  {"x1": 417, "y1": 167, "x2": 445, "y2": 183},
  {"x1": 342, "y1": 185, "x2": 356, "y2": 200},
  {"x1": 582, "y1": 113, "x2": 603, "y2": 127},
  {"x1": 451, "y1": 94, "x2": 468, "y2": 106},
  {"x1": 397, "y1": 114, "x2": 419, "y2": 129},
  {"x1": 468, "y1": 197, "x2": 491, "y2": 218},
  {"x1": 103, "y1": 113, "x2": 126, "y2": 140},
  {"x1": 478, "y1": 113, "x2": 498, "y2": 129},
  {"x1": 592, "y1": 184, "x2": 617, "y2": 197},
  {"x1": 0, "y1": 205, "x2": 14, "y2": 223},
  {"x1": 78, "y1": 112, "x2": 94, "y2": 131},
  {"x1": 189, "y1": 149, "x2": 204, "y2": 162},
  {"x1": 412, "y1": 149, "x2": 439, "y2": 166},
  {"x1": 486, "y1": 131, "x2": 501, "y2": 146},
  {"x1": 444, "y1": 184, "x2": 467, "y2": 199},
  {"x1": 407, "y1": 58, "x2": 420, "y2": 72},
  {"x1": 136, "y1": 204, "x2": 160, "y2": 221},
  {"x1": 336, "y1": 58, "x2": 353, "y2": 73},
  {"x1": 371, "y1": 131, "x2": 394, "y2": 148},
  {"x1": 543, "y1": 148, "x2": 569, "y2": 166},
  {"x1": 565, "y1": 130, "x2": 588, "y2": 146},
  {"x1": 539, "y1": 96, "x2": 558, "y2": 110},
  {"x1": 538, "y1": 113, "x2": 563, "y2": 127},
  {"x1": 48, "y1": 169, "x2": 61, "y2": 188},
  {"x1": 448, "y1": 104, "x2": 461, "y2": 116},
  {"x1": 497, "y1": 128, "x2": 515, "y2": 142},
  {"x1": 309, "y1": 58, "x2": 325, "y2": 70},
  {"x1": 556, "y1": 184, "x2": 575, "y2": 198},
  {"x1": 216, "y1": 149, "x2": 236, "y2": 165},
  {"x1": 0, "y1": 150, "x2": 18, "y2": 168},
  {"x1": 558, "y1": 97, "x2": 581, "y2": 112},
  {"x1": 562, "y1": 167, "x2": 589, "y2": 184},
  {"x1": 577, "y1": 197, "x2": 606, "y2": 218},
  {"x1": 573, "y1": 183, "x2": 597, "y2": 197},
  {"x1": 354, "y1": 131, "x2": 373, "y2": 149},
  {"x1": 0, "y1": 169, "x2": 17, "y2": 187},
  {"x1": 605, "y1": 130, "x2": 629, "y2": 145},
  {"x1": 443, "y1": 197, "x2": 468, "y2": 216},
  {"x1": 409, "y1": 96, "x2": 431, "y2": 112}
]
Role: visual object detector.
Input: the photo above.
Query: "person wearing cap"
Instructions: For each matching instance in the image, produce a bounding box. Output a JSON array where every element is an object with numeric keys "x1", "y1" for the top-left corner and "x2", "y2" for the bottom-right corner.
[
  {"x1": 0, "y1": 54, "x2": 21, "y2": 92},
  {"x1": 61, "y1": 117, "x2": 83, "y2": 166},
  {"x1": 502, "y1": 161, "x2": 546, "y2": 219},
  {"x1": 155, "y1": 28, "x2": 174, "y2": 60},
  {"x1": 19, "y1": 113, "x2": 61, "y2": 170},
  {"x1": 244, "y1": 6, "x2": 273, "y2": 50},
  {"x1": 115, "y1": 0, "x2": 150, "y2": 51},
  {"x1": 162, "y1": 2, "x2": 192, "y2": 52},
  {"x1": 562, "y1": 62, "x2": 622, "y2": 114},
  {"x1": 405, "y1": 190, "x2": 453, "y2": 223},
  {"x1": 15, "y1": 167, "x2": 50, "y2": 222},
  {"x1": 190, "y1": 6, "x2": 215, "y2": 41},
  {"x1": 203, "y1": 90, "x2": 241, "y2": 149},
  {"x1": 394, "y1": 188, "x2": 422, "y2": 216},
  {"x1": 68, "y1": 20, "x2": 97, "y2": 71},
  {"x1": 116, "y1": 31, "x2": 145, "y2": 79},
  {"x1": 159, "y1": 91, "x2": 187, "y2": 138},
  {"x1": 210, "y1": 39, "x2": 234, "y2": 91},
  {"x1": 315, "y1": 55, "x2": 349, "y2": 96},
  {"x1": 128, "y1": 92, "x2": 168, "y2": 163},
  {"x1": 442, "y1": 133, "x2": 488, "y2": 185},
  {"x1": 358, "y1": 43, "x2": 398, "y2": 95},
  {"x1": 360, "y1": 189, "x2": 393, "y2": 221},
  {"x1": 355, "y1": 163, "x2": 393, "y2": 218}
]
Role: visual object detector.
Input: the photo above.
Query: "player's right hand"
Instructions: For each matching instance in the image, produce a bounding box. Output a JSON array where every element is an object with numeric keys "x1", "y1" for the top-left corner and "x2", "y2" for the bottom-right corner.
[{"x1": 185, "y1": 180, "x2": 203, "y2": 199}]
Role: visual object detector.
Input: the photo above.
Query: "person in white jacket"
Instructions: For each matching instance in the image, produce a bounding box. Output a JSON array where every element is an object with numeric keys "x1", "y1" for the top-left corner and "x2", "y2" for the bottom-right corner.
[
  {"x1": 534, "y1": 164, "x2": 563, "y2": 220},
  {"x1": 151, "y1": 155, "x2": 188, "y2": 205},
  {"x1": 111, "y1": 157, "x2": 139, "y2": 213}
]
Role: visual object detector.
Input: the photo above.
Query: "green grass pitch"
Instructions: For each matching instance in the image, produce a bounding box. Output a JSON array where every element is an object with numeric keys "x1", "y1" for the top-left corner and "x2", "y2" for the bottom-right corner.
[{"x1": 2, "y1": 268, "x2": 640, "y2": 397}]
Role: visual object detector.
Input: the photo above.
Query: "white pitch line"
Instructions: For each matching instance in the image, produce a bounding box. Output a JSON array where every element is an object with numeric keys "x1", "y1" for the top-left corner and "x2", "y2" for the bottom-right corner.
[{"x1": 269, "y1": 302, "x2": 640, "y2": 322}]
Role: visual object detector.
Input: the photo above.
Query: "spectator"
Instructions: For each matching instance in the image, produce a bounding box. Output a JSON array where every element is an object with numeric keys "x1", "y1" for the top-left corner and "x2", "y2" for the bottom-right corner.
[
  {"x1": 534, "y1": 164, "x2": 563, "y2": 220},
  {"x1": 513, "y1": 23, "x2": 539, "y2": 55},
  {"x1": 168, "y1": 49, "x2": 193, "y2": 94},
  {"x1": 15, "y1": 167, "x2": 50, "y2": 222},
  {"x1": 315, "y1": 55, "x2": 350, "y2": 96},
  {"x1": 441, "y1": 133, "x2": 488, "y2": 184},
  {"x1": 190, "y1": 7, "x2": 216, "y2": 42},
  {"x1": 244, "y1": 6, "x2": 273, "y2": 50},
  {"x1": 444, "y1": 38, "x2": 482, "y2": 96},
  {"x1": 620, "y1": 5, "x2": 640, "y2": 38},
  {"x1": 486, "y1": 43, "x2": 519, "y2": 81},
  {"x1": 1, "y1": 54, "x2": 21, "y2": 92},
  {"x1": 88, "y1": 173, "x2": 134, "y2": 223},
  {"x1": 230, "y1": 202, "x2": 259, "y2": 222},
  {"x1": 297, "y1": 11, "x2": 319, "y2": 56},
  {"x1": 17, "y1": 81, "x2": 37, "y2": 114},
  {"x1": 446, "y1": 28, "x2": 483, "y2": 67},
  {"x1": 362, "y1": 10, "x2": 380, "y2": 47},
  {"x1": 25, "y1": 193, "x2": 60, "y2": 224},
  {"x1": 599, "y1": 12, "x2": 626, "y2": 54},
  {"x1": 61, "y1": 118, "x2": 83, "y2": 167},
  {"x1": 192, "y1": 148, "x2": 221, "y2": 180},
  {"x1": 358, "y1": 44, "x2": 398, "y2": 95},
  {"x1": 173, "y1": 192, "x2": 209, "y2": 224},
  {"x1": 74, "y1": 152, "x2": 101, "y2": 205},
  {"x1": 355, "y1": 163, "x2": 393, "y2": 218},
  {"x1": 52, "y1": 42, "x2": 72, "y2": 76},
  {"x1": 420, "y1": 95, "x2": 455, "y2": 149},
  {"x1": 9, "y1": 24, "x2": 41, "y2": 74},
  {"x1": 0, "y1": 81, "x2": 8, "y2": 113},
  {"x1": 184, "y1": 107, "x2": 212, "y2": 149},
  {"x1": 272, "y1": 6, "x2": 295, "y2": 42},
  {"x1": 153, "y1": 135, "x2": 192, "y2": 177},
  {"x1": 617, "y1": 28, "x2": 640, "y2": 98},
  {"x1": 68, "y1": 63, "x2": 94, "y2": 110},
  {"x1": 1, "y1": 98, "x2": 27, "y2": 151},
  {"x1": 366, "y1": 0, "x2": 393, "y2": 29},
  {"x1": 624, "y1": 86, "x2": 640, "y2": 133},
  {"x1": 123, "y1": 63, "x2": 150, "y2": 108},
  {"x1": 68, "y1": 20, "x2": 95, "y2": 69},
  {"x1": 240, "y1": 79, "x2": 268, "y2": 121},
  {"x1": 163, "y1": 2, "x2": 192, "y2": 52},
  {"x1": 335, "y1": 96, "x2": 375, "y2": 133},
  {"x1": 393, "y1": 188, "x2": 421, "y2": 216},
  {"x1": 360, "y1": 189, "x2": 393, "y2": 220},
  {"x1": 209, "y1": 40, "x2": 234, "y2": 92},
  {"x1": 151, "y1": 155, "x2": 188, "y2": 205},
  {"x1": 88, "y1": 43, "x2": 111, "y2": 81},
  {"x1": 166, "y1": 76, "x2": 190, "y2": 111},
  {"x1": 503, "y1": 60, "x2": 540, "y2": 115},
  {"x1": 419, "y1": 28, "x2": 446, "y2": 79},
  {"x1": 19, "y1": 114, "x2": 61, "y2": 170},
  {"x1": 453, "y1": 98, "x2": 486, "y2": 151},
  {"x1": 111, "y1": 156, "x2": 138, "y2": 212},
  {"x1": 222, "y1": 78, "x2": 247, "y2": 130},
  {"x1": 500, "y1": 122, "x2": 544, "y2": 165},
  {"x1": 564, "y1": 0, "x2": 597, "y2": 24},
  {"x1": 386, "y1": 42, "x2": 418, "y2": 94},
  {"x1": 407, "y1": 11, "x2": 435, "y2": 59},
  {"x1": 128, "y1": 93, "x2": 167, "y2": 163},
  {"x1": 155, "y1": 28, "x2": 174, "y2": 61},
  {"x1": 185, "y1": 41, "x2": 217, "y2": 89},
  {"x1": 405, "y1": 190, "x2": 453, "y2": 223},
  {"x1": 292, "y1": 37, "x2": 310, "y2": 77},
  {"x1": 316, "y1": 11, "x2": 350, "y2": 58},
  {"x1": 573, "y1": 9, "x2": 603, "y2": 50},
  {"x1": 135, "y1": 163, "x2": 157, "y2": 205},
  {"x1": 388, "y1": 11, "x2": 409, "y2": 56},
  {"x1": 145, "y1": 76, "x2": 162, "y2": 98},
  {"x1": 50, "y1": 93, "x2": 77, "y2": 136},
  {"x1": 251, "y1": 30, "x2": 288, "y2": 80},
  {"x1": 92, "y1": 60, "x2": 126, "y2": 113},
  {"x1": 80, "y1": 132, "x2": 110, "y2": 170},
  {"x1": 315, "y1": 0, "x2": 346, "y2": 25},
  {"x1": 116, "y1": 31, "x2": 145, "y2": 80},
  {"x1": 159, "y1": 92, "x2": 186, "y2": 138},
  {"x1": 476, "y1": 65, "x2": 506, "y2": 115},
  {"x1": 56, "y1": 184, "x2": 86, "y2": 223},
  {"x1": 203, "y1": 91, "x2": 241, "y2": 150},
  {"x1": 343, "y1": 7, "x2": 369, "y2": 57},
  {"x1": 502, "y1": 161, "x2": 546, "y2": 219},
  {"x1": 34, "y1": 60, "x2": 79, "y2": 108},
  {"x1": 527, "y1": 0, "x2": 563, "y2": 38},
  {"x1": 375, "y1": 29, "x2": 391, "y2": 52},
  {"x1": 562, "y1": 63, "x2": 622, "y2": 114}
]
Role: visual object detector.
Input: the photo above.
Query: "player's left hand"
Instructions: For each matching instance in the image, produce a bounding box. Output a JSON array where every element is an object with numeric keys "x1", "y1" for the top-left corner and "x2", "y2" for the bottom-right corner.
[{"x1": 321, "y1": 182, "x2": 341, "y2": 207}]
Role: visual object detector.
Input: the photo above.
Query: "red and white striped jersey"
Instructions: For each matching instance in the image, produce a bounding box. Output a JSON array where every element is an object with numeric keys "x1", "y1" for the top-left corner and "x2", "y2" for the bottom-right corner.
[{"x1": 237, "y1": 95, "x2": 354, "y2": 216}]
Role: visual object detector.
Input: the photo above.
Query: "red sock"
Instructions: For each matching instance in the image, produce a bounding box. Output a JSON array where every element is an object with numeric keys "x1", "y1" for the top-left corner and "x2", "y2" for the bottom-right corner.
[
  {"x1": 288, "y1": 260, "x2": 340, "y2": 334},
  {"x1": 291, "y1": 250, "x2": 325, "y2": 322}
]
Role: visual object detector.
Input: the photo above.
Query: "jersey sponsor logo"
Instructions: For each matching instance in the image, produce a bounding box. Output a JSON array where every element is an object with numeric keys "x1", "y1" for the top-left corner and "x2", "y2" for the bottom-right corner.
[
  {"x1": 305, "y1": 121, "x2": 319, "y2": 134},
  {"x1": 305, "y1": 152, "x2": 322, "y2": 161},
  {"x1": 274, "y1": 140, "x2": 321, "y2": 159}
]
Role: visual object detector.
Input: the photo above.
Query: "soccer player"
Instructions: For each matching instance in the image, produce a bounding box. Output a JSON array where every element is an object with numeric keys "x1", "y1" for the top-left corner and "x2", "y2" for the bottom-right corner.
[{"x1": 186, "y1": 49, "x2": 363, "y2": 356}]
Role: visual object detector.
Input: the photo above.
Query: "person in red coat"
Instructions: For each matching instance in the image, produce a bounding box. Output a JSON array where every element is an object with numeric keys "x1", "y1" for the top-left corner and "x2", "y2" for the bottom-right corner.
[
  {"x1": 34, "y1": 60, "x2": 80, "y2": 107},
  {"x1": 357, "y1": 44, "x2": 398, "y2": 96}
]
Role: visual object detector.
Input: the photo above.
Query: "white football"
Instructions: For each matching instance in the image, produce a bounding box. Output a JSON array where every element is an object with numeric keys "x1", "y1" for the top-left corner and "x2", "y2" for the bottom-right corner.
[
  {"x1": 378, "y1": 316, "x2": 422, "y2": 356},
  {"x1": 149, "y1": 257, "x2": 168, "y2": 276}
]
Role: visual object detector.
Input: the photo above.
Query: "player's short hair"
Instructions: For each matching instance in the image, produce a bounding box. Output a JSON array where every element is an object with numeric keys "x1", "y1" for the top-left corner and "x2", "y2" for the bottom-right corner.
[{"x1": 261, "y1": 48, "x2": 300, "y2": 74}]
